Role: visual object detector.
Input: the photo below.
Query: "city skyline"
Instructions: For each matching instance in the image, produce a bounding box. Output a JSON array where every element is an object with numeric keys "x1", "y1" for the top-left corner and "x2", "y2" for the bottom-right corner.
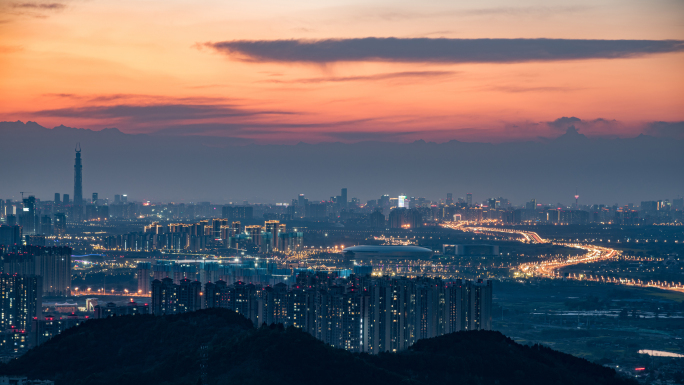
[
  {"x1": 1, "y1": 1, "x2": 683, "y2": 383},
  {"x1": 1, "y1": 121, "x2": 682, "y2": 204}
]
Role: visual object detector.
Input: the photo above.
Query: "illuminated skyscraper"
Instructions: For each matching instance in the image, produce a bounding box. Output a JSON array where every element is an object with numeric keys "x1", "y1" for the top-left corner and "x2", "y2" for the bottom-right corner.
[{"x1": 73, "y1": 144, "x2": 83, "y2": 221}]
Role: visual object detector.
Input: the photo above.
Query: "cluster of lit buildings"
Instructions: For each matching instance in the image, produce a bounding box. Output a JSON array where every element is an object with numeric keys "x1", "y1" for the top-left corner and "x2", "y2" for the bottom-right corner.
[
  {"x1": 0, "y1": 246, "x2": 73, "y2": 356},
  {"x1": 0, "y1": 274, "x2": 42, "y2": 356},
  {"x1": 1, "y1": 246, "x2": 72, "y2": 296},
  {"x1": 149, "y1": 270, "x2": 492, "y2": 353},
  {"x1": 103, "y1": 219, "x2": 303, "y2": 253},
  {"x1": 138, "y1": 259, "x2": 296, "y2": 295}
]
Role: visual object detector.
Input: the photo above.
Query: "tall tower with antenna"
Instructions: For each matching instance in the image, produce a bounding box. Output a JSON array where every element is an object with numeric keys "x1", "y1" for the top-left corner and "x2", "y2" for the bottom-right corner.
[
  {"x1": 574, "y1": 189, "x2": 579, "y2": 209},
  {"x1": 74, "y1": 144, "x2": 83, "y2": 220}
]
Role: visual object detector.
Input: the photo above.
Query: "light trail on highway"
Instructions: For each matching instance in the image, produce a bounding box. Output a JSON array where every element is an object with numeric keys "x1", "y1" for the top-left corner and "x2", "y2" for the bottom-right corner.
[{"x1": 441, "y1": 221, "x2": 684, "y2": 293}]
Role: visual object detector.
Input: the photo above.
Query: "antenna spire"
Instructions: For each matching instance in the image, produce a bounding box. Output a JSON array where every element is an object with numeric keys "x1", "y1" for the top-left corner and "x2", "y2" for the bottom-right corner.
[{"x1": 76, "y1": 143, "x2": 81, "y2": 152}]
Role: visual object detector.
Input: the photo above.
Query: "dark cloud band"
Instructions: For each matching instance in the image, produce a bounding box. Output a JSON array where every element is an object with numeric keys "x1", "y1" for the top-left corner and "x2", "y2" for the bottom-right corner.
[
  {"x1": 12, "y1": 2, "x2": 65, "y2": 10},
  {"x1": 32, "y1": 104, "x2": 294, "y2": 122},
  {"x1": 208, "y1": 38, "x2": 684, "y2": 63}
]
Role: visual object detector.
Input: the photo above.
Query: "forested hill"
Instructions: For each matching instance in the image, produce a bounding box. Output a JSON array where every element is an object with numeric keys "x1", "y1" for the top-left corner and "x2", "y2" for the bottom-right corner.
[{"x1": 0, "y1": 308, "x2": 635, "y2": 385}]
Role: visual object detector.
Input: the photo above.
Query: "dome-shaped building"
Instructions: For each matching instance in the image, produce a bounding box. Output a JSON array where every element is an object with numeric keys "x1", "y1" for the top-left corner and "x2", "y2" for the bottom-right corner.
[{"x1": 342, "y1": 245, "x2": 433, "y2": 260}]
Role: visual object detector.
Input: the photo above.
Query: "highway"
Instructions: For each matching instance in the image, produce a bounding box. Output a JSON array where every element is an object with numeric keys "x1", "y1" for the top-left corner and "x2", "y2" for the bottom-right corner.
[{"x1": 441, "y1": 221, "x2": 684, "y2": 293}]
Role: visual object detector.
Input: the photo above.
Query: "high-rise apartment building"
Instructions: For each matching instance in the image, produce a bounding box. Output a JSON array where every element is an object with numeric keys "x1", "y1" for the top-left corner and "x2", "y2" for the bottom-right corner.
[
  {"x1": 0, "y1": 225, "x2": 22, "y2": 251},
  {"x1": 198, "y1": 273, "x2": 492, "y2": 354},
  {"x1": 40, "y1": 215, "x2": 52, "y2": 236},
  {"x1": 151, "y1": 277, "x2": 201, "y2": 315},
  {"x1": 2, "y1": 246, "x2": 72, "y2": 296},
  {"x1": 31, "y1": 314, "x2": 84, "y2": 347},
  {"x1": 0, "y1": 274, "x2": 42, "y2": 332},
  {"x1": 264, "y1": 220, "x2": 281, "y2": 252},
  {"x1": 53, "y1": 213, "x2": 66, "y2": 235},
  {"x1": 221, "y1": 206, "x2": 253, "y2": 221},
  {"x1": 137, "y1": 262, "x2": 152, "y2": 295}
]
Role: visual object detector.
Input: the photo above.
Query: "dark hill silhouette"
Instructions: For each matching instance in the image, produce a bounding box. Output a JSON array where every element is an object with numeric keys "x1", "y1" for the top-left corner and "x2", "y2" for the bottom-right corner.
[{"x1": 0, "y1": 309, "x2": 635, "y2": 385}]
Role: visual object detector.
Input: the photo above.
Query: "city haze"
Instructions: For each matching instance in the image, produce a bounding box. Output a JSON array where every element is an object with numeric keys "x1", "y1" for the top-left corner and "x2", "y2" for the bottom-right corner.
[{"x1": 1, "y1": 120, "x2": 682, "y2": 204}]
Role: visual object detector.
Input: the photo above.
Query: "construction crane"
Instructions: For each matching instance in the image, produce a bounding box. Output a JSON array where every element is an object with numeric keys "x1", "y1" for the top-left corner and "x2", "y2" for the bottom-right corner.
[{"x1": 20, "y1": 191, "x2": 33, "y2": 200}]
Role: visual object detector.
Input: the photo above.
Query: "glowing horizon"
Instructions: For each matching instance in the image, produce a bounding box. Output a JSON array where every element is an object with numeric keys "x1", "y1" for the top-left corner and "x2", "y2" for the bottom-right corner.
[{"x1": 1, "y1": 0, "x2": 683, "y2": 143}]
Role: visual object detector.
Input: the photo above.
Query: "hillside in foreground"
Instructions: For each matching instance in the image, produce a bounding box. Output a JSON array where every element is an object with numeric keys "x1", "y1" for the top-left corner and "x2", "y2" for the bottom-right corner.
[{"x1": 0, "y1": 309, "x2": 636, "y2": 385}]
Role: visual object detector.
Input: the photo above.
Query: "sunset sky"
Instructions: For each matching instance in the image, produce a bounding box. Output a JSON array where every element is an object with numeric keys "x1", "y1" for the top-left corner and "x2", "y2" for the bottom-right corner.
[{"x1": 1, "y1": 0, "x2": 683, "y2": 143}]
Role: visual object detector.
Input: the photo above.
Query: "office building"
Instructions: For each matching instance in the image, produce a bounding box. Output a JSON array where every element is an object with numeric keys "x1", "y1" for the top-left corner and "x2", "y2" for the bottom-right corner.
[
  {"x1": 341, "y1": 188, "x2": 348, "y2": 209},
  {"x1": 20, "y1": 196, "x2": 38, "y2": 236}
]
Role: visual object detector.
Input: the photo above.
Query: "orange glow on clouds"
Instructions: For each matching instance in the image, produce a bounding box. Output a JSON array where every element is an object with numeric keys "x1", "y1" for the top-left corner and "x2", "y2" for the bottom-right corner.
[{"x1": 1, "y1": 0, "x2": 683, "y2": 143}]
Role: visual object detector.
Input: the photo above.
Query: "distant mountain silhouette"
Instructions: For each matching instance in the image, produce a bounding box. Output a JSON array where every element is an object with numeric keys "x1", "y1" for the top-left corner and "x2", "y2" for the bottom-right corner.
[
  {"x1": 0, "y1": 121, "x2": 682, "y2": 204},
  {"x1": 0, "y1": 309, "x2": 635, "y2": 385}
]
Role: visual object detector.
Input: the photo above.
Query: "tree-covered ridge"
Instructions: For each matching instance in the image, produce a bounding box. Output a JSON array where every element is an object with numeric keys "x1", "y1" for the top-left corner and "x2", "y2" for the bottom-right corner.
[{"x1": 0, "y1": 309, "x2": 636, "y2": 385}]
